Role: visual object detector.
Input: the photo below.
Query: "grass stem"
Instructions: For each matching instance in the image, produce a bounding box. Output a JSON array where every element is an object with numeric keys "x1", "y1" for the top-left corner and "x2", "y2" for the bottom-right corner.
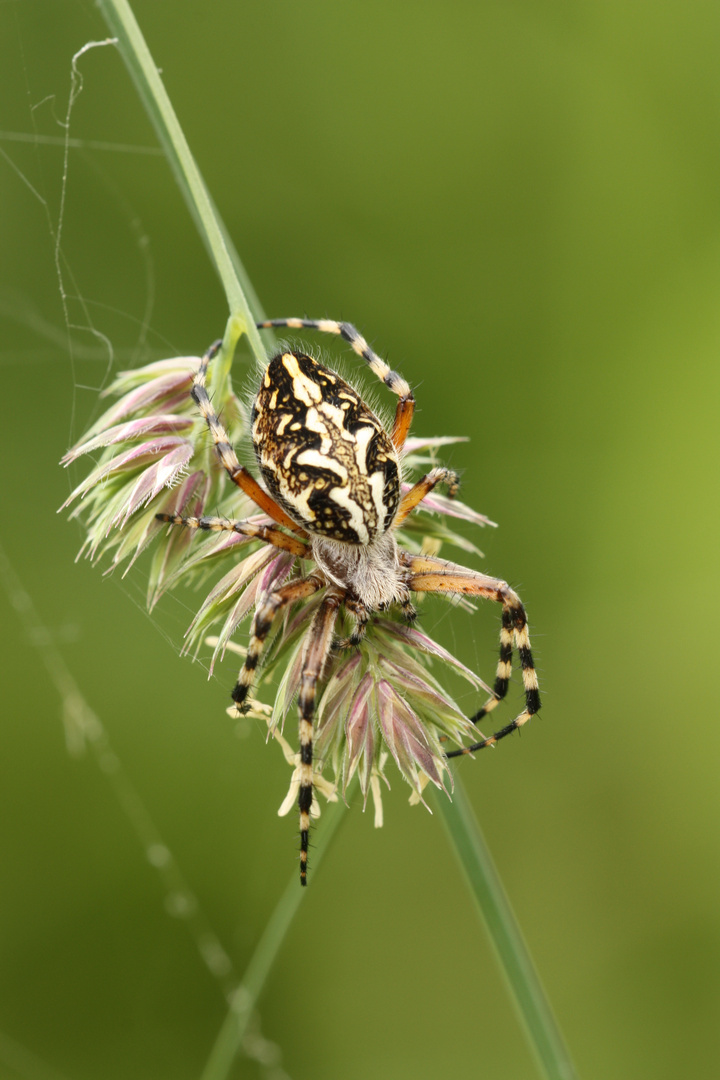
[
  {"x1": 96, "y1": 0, "x2": 268, "y2": 362},
  {"x1": 200, "y1": 797, "x2": 347, "y2": 1080},
  {"x1": 435, "y1": 778, "x2": 580, "y2": 1080}
]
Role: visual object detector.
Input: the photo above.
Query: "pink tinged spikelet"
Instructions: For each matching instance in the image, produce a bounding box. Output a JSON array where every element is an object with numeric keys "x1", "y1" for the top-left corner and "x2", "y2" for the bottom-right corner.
[
  {"x1": 207, "y1": 552, "x2": 297, "y2": 674},
  {"x1": 255, "y1": 551, "x2": 296, "y2": 599},
  {"x1": 374, "y1": 619, "x2": 493, "y2": 696},
  {"x1": 271, "y1": 635, "x2": 309, "y2": 732},
  {"x1": 405, "y1": 487, "x2": 497, "y2": 529},
  {"x1": 343, "y1": 672, "x2": 376, "y2": 800},
  {"x1": 160, "y1": 526, "x2": 253, "y2": 588},
  {"x1": 377, "y1": 656, "x2": 488, "y2": 750},
  {"x1": 147, "y1": 471, "x2": 209, "y2": 603},
  {"x1": 61, "y1": 437, "x2": 194, "y2": 508},
  {"x1": 110, "y1": 470, "x2": 208, "y2": 584},
  {"x1": 396, "y1": 434, "x2": 496, "y2": 560},
  {"x1": 77, "y1": 359, "x2": 199, "y2": 440},
  {"x1": 375, "y1": 680, "x2": 449, "y2": 799},
  {"x1": 402, "y1": 435, "x2": 469, "y2": 455},
  {"x1": 61, "y1": 414, "x2": 194, "y2": 464},
  {"x1": 117, "y1": 445, "x2": 196, "y2": 525},
  {"x1": 314, "y1": 653, "x2": 364, "y2": 768},
  {"x1": 182, "y1": 544, "x2": 279, "y2": 665}
]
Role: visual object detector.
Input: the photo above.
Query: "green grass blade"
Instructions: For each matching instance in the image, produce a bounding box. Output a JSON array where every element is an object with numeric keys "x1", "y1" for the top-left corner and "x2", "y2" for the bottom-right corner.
[
  {"x1": 199, "y1": 796, "x2": 347, "y2": 1080},
  {"x1": 96, "y1": 0, "x2": 268, "y2": 360},
  {"x1": 435, "y1": 778, "x2": 580, "y2": 1080}
]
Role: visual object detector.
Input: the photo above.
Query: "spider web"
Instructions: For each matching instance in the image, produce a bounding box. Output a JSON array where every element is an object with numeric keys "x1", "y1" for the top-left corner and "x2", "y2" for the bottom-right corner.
[{"x1": 0, "y1": 15, "x2": 291, "y2": 1080}]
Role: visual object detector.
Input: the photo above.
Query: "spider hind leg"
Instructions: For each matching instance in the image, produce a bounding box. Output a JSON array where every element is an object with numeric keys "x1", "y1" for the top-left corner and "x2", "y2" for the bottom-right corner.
[
  {"x1": 402, "y1": 553, "x2": 540, "y2": 758},
  {"x1": 447, "y1": 598, "x2": 540, "y2": 757},
  {"x1": 230, "y1": 575, "x2": 325, "y2": 714},
  {"x1": 297, "y1": 593, "x2": 341, "y2": 884}
]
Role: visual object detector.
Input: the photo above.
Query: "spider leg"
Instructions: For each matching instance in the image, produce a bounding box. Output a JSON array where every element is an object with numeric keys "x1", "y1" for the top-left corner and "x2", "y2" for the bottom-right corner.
[
  {"x1": 401, "y1": 552, "x2": 540, "y2": 755},
  {"x1": 156, "y1": 513, "x2": 309, "y2": 557},
  {"x1": 400, "y1": 598, "x2": 418, "y2": 623},
  {"x1": 192, "y1": 340, "x2": 305, "y2": 534},
  {"x1": 297, "y1": 592, "x2": 341, "y2": 885},
  {"x1": 231, "y1": 573, "x2": 325, "y2": 713},
  {"x1": 256, "y1": 319, "x2": 415, "y2": 451},
  {"x1": 333, "y1": 595, "x2": 370, "y2": 650},
  {"x1": 393, "y1": 466, "x2": 460, "y2": 528}
]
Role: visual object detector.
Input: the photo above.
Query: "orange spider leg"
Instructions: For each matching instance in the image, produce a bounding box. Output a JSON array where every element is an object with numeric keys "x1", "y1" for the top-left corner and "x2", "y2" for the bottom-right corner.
[
  {"x1": 402, "y1": 552, "x2": 540, "y2": 754},
  {"x1": 191, "y1": 341, "x2": 306, "y2": 535},
  {"x1": 156, "y1": 513, "x2": 309, "y2": 558},
  {"x1": 393, "y1": 466, "x2": 460, "y2": 528},
  {"x1": 390, "y1": 396, "x2": 415, "y2": 452}
]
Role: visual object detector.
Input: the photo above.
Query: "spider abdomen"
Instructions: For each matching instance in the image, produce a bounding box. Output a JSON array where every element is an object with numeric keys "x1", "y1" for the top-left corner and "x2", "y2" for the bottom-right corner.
[{"x1": 252, "y1": 351, "x2": 400, "y2": 544}]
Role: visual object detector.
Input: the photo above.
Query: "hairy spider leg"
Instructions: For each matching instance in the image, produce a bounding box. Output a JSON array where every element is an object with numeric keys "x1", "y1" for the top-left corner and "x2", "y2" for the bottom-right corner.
[
  {"x1": 191, "y1": 340, "x2": 305, "y2": 534},
  {"x1": 296, "y1": 592, "x2": 341, "y2": 884},
  {"x1": 231, "y1": 574, "x2": 325, "y2": 713},
  {"x1": 401, "y1": 552, "x2": 540, "y2": 756},
  {"x1": 332, "y1": 594, "x2": 372, "y2": 651},
  {"x1": 393, "y1": 466, "x2": 460, "y2": 528},
  {"x1": 231, "y1": 572, "x2": 334, "y2": 885},
  {"x1": 155, "y1": 513, "x2": 309, "y2": 557},
  {"x1": 256, "y1": 319, "x2": 415, "y2": 451}
]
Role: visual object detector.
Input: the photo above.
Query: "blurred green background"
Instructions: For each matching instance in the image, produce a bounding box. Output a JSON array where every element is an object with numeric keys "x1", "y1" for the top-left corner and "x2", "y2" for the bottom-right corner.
[{"x1": 1, "y1": 2, "x2": 719, "y2": 1078}]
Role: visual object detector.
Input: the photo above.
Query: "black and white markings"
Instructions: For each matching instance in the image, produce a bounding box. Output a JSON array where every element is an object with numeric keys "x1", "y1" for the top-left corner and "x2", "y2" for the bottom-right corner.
[{"x1": 252, "y1": 351, "x2": 400, "y2": 544}]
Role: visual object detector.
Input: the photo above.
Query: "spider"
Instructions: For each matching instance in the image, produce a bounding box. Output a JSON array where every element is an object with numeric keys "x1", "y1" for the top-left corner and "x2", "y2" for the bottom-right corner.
[{"x1": 157, "y1": 319, "x2": 540, "y2": 884}]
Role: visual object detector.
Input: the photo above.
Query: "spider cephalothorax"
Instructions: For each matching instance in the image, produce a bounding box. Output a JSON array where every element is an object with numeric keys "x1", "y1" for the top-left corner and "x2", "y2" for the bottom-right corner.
[{"x1": 157, "y1": 318, "x2": 541, "y2": 884}]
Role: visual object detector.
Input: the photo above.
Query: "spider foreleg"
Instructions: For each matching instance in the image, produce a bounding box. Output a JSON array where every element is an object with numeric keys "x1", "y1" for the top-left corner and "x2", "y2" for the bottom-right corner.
[
  {"x1": 256, "y1": 318, "x2": 416, "y2": 451},
  {"x1": 401, "y1": 552, "x2": 540, "y2": 749},
  {"x1": 297, "y1": 592, "x2": 341, "y2": 885},
  {"x1": 230, "y1": 574, "x2": 325, "y2": 714},
  {"x1": 393, "y1": 466, "x2": 460, "y2": 528},
  {"x1": 191, "y1": 341, "x2": 303, "y2": 533},
  {"x1": 156, "y1": 512, "x2": 308, "y2": 557}
]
